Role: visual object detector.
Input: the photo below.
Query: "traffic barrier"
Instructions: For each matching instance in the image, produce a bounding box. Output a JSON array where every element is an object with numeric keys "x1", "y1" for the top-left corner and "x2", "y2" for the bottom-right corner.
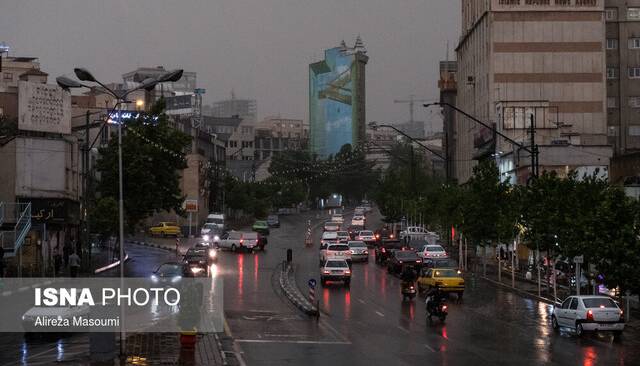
[{"x1": 278, "y1": 261, "x2": 319, "y2": 317}]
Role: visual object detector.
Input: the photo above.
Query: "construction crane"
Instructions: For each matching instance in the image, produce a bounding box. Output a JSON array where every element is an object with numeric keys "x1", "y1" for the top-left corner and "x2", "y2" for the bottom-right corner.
[{"x1": 394, "y1": 95, "x2": 430, "y2": 124}]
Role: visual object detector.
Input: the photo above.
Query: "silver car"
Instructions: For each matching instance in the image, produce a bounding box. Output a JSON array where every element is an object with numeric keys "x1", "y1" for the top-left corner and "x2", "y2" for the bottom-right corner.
[{"x1": 348, "y1": 241, "x2": 369, "y2": 262}]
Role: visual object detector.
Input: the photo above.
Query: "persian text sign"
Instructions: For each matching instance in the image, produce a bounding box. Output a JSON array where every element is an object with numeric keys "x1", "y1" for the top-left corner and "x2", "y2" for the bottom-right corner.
[{"x1": 18, "y1": 81, "x2": 71, "y2": 134}]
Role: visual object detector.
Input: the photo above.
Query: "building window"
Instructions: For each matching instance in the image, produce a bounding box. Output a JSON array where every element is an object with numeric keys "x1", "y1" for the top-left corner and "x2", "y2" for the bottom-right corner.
[
  {"x1": 607, "y1": 67, "x2": 619, "y2": 79},
  {"x1": 630, "y1": 38, "x2": 640, "y2": 49},
  {"x1": 629, "y1": 67, "x2": 640, "y2": 79},
  {"x1": 606, "y1": 8, "x2": 618, "y2": 21},
  {"x1": 628, "y1": 7, "x2": 640, "y2": 20},
  {"x1": 630, "y1": 126, "x2": 640, "y2": 136},
  {"x1": 607, "y1": 39, "x2": 618, "y2": 50},
  {"x1": 629, "y1": 97, "x2": 640, "y2": 108},
  {"x1": 608, "y1": 97, "x2": 617, "y2": 109},
  {"x1": 3, "y1": 72, "x2": 12, "y2": 81}
]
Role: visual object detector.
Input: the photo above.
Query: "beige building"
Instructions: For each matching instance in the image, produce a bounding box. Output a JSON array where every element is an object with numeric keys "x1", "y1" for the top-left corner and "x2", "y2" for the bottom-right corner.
[
  {"x1": 259, "y1": 116, "x2": 308, "y2": 139},
  {"x1": 456, "y1": 0, "x2": 611, "y2": 184}
]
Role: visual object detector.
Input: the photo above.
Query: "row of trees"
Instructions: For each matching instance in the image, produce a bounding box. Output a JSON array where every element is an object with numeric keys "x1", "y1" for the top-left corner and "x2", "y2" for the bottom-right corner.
[{"x1": 374, "y1": 146, "x2": 640, "y2": 295}]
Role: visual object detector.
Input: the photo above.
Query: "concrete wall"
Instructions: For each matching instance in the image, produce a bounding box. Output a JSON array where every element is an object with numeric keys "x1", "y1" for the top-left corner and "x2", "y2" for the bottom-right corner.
[{"x1": 0, "y1": 139, "x2": 17, "y2": 204}]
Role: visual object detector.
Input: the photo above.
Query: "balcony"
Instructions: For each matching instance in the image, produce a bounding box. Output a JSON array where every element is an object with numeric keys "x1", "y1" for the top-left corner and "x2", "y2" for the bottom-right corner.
[{"x1": 0, "y1": 202, "x2": 32, "y2": 257}]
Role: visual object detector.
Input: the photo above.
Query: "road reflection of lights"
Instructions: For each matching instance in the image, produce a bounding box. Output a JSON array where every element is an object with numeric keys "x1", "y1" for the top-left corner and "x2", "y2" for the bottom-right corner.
[
  {"x1": 345, "y1": 291, "x2": 351, "y2": 319},
  {"x1": 57, "y1": 339, "x2": 64, "y2": 362},
  {"x1": 409, "y1": 301, "x2": 415, "y2": 320},
  {"x1": 238, "y1": 254, "x2": 244, "y2": 300},
  {"x1": 323, "y1": 288, "x2": 330, "y2": 312},
  {"x1": 127, "y1": 355, "x2": 148, "y2": 365},
  {"x1": 583, "y1": 346, "x2": 596, "y2": 366},
  {"x1": 364, "y1": 265, "x2": 369, "y2": 287},
  {"x1": 20, "y1": 342, "x2": 27, "y2": 364},
  {"x1": 254, "y1": 254, "x2": 259, "y2": 288},
  {"x1": 209, "y1": 263, "x2": 219, "y2": 278},
  {"x1": 441, "y1": 326, "x2": 449, "y2": 340}
]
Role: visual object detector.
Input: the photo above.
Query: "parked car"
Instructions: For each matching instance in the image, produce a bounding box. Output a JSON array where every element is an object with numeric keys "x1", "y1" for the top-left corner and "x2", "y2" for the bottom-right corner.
[
  {"x1": 400, "y1": 226, "x2": 439, "y2": 245},
  {"x1": 348, "y1": 241, "x2": 369, "y2": 262},
  {"x1": 387, "y1": 250, "x2": 422, "y2": 275},
  {"x1": 336, "y1": 231, "x2": 350, "y2": 243},
  {"x1": 267, "y1": 214, "x2": 280, "y2": 228},
  {"x1": 320, "y1": 259, "x2": 351, "y2": 287},
  {"x1": 324, "y1": 221, "x2": 341, "y2": 232},
  {"x1": 417, "y1": 267, "x2": 464, "y2": 297},
  {"x1": 417, "y1": 244, "x2": 448, "y2": 259},
  {"x1": 252, "y1": 220, "x2": 270, "y2": 235},
  {"x1": 149, "y1": 222, "x2": 181, "y2": 237},
  {"x1": 374, "y1": 239, "x2": 405, "y2": 264},
  {"x1": 552, "y1": 296, "x2": 625, "y2": 338}
]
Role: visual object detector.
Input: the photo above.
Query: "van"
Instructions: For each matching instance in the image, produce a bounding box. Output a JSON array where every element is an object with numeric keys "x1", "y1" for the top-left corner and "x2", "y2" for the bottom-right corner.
[{"x1": 206, "y1": 213, "x2": 225, "y2": 230}]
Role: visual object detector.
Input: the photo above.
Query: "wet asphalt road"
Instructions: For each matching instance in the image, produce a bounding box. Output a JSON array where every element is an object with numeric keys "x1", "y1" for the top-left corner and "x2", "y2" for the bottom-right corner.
[
  {"x1": 1, "y1": 212, "x2": 638, "y2": 365},
  {"x1": 0, "y1": 243, "x2": 174, "y2": 365},
  {"x1": 220, "y1": 210, "x2": 640, "y2": 366}
]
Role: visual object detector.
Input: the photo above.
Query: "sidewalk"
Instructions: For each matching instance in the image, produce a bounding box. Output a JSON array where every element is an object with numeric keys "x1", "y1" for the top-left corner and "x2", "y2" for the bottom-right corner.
[{"x1": 123, "y1": 332, "x2": 230, "y2": 365}]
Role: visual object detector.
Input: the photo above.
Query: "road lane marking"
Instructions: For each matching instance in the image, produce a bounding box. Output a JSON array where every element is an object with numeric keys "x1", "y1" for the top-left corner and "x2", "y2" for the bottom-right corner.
[
  {"x1": 358, "y1": 299, "x2": 366, "y2": 304},
  {"x1": 318, "y1": 319, "x2": 350, "y2": 343},
  {"x1": 396, "y1": 325, "x2": 409, "y2": 334},
  {"x1": 236, "y1": 339, "x2": 351, "y2": 345},
  {"x1": 425, "y1": 344, "x2": 437, "y2": 353},
  {"x1": 375, "y1": 311, "x2": 385, "y2": 317}
]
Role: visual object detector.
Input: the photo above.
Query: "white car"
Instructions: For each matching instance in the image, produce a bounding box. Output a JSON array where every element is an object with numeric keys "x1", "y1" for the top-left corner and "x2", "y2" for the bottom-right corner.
[
  {"x1": 320, "y1": 259, "x2": 351, "y2": 287},
  {"x1": 215, "y1": 231, "x2": 259, "y2": 252},
  {"x1": 400, "y1": 226, "x2": 439, "y2": 244},
  {"x1": 200, "y1": 223, "x2": 222, "y2": 242},
  {"x1": 552, "y1": 296, "x2": 625, "y2": 337},
  {"x1": 321, "y1": 231, "x2": 339, "y2": 245},
  {"x1": 348, "y1": 241, "x2": 369, "y2": 262},
  {"x1": 356, "y1": 230, "x2": 376, "y2": 244},
  {"x1": 331, "y1": 214, "x2": 344, "y2": 224},
  {"x1": 320, "y1": 243, "x2": 352, "y2": 264},
  {"x1": 351, "y1": 215, "x2": 365, "y2": 227},
  {"x1": 324, "y1": 221, "x2": 341, "y2": 232},
  {"x1": 22, "y1": 304, "x2": 91, "y2": 332},
  {"x1": 336, "y1": 231, "x2": 350, "y2": 243},
  {"x1": 417, "y1": 245, "x2": 448, "y2": 259}
]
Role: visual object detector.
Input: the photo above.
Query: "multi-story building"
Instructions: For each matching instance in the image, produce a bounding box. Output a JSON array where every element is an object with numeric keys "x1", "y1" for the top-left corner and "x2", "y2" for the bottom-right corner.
[
  {"x1": 605, "y1": 1, "x2": 640, "y2": 182},
  {"x1": 122, "y1": 66, "x2": 197, "y2": 104},
  {"x1": 456, "y1": 0, "x2": 611, "y2": 184},
  {"x1": 438, "y1": 60, "x2": 458, "y2": 180},
  {"x1": 365, "y1": 125, "x2": 399, "y2": 171},
  {"x1": 210, "y1": 93, "x2": 257, "y2": 124},
  {"x1": 259, "y1": 116, "x2": 307, "y2": 139},
  {"x1": 309, "y1": 37, "x2": 368, "y2": 157}
]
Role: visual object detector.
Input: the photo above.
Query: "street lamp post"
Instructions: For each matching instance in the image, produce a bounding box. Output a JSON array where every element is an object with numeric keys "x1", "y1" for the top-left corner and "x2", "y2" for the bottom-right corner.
[{"x1": 57, "y1": 67, "x2": 183, "y2": 358}]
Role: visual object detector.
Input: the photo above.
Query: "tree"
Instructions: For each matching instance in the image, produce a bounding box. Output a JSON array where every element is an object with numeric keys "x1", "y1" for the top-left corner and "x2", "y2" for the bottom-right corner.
[
  {"x1": 88, "y1": 197, "x2": 118, "y2": 243},
  {"x1": 95, "y1": 99, "x2": 191, "y2": 234}
]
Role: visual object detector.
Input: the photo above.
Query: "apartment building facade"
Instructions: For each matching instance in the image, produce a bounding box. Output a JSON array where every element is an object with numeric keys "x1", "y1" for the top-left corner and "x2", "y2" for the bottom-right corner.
[{"x1": 456, "y1": 0, "x2": 611, "y2": 184}]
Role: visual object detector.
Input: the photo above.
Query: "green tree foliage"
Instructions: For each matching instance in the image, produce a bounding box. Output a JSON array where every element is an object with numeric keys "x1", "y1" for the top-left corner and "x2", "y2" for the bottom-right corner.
[
  {"x1": 95, "y1": 99, "x2": 191, "y2": 234},
  {"x1": 88, "y1": 197, "x2": 118, "y2": 242}
]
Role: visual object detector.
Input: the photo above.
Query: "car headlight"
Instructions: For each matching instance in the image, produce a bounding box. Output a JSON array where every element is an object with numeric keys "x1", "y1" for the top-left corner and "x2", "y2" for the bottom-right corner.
[
  {"x1": 190, "y1": 267, "x2": 204, "y2": 274},
  {"x1": 171, "y1": 275, "x2": 182, "y2": 283},
  {"x1": 22, "y1": 315, "x2": 26, "y2": 321},
  {"x1": 151, "y1": 274, "x2": 159, "y2": 283},
  {"x1": 203, "y1": 235, "x2": 210, "y2": 241},
  {"x1": 214, "y1": 235, "x2": 220, "y2": 241},
  {"x1": 209, "y1": 249, "x2": 217, "y2": 259}
]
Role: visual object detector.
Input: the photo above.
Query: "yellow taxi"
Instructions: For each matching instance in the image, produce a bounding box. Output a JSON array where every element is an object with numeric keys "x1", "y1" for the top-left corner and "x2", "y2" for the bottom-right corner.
[
  {"x1": 149, "y1": 222, "x2": 182, "y2": 237},
  {"x1": 417, "y1": 267, "x2": 465, "y2": 297}
]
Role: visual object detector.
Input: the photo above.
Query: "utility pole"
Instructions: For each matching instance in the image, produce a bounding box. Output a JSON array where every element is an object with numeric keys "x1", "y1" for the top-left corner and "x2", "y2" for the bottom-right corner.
[
  {"x1": 84, "y1": 110, "x2": 91, "y2": 271},
  {"x1": 528, "y1": 113, "x2": 539, "y2": 180},
  {"x1": 410, "y1": 144, "x2": 416, "y2": 194}
]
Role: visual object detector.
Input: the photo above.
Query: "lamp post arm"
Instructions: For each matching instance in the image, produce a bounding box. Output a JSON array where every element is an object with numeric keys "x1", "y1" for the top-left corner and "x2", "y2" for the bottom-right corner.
[
  {"x1": 376, "y1": 124, "x2": 446, "y2": 161},
  {"x1": 425, "y1": 102, "x2": 532, "y2": 154}
]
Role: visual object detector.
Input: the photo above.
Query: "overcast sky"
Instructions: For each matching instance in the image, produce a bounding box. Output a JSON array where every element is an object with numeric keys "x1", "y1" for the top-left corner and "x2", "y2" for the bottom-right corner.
[{"x1": 1, "y1": 0, "x2": 459, "y2": 132}]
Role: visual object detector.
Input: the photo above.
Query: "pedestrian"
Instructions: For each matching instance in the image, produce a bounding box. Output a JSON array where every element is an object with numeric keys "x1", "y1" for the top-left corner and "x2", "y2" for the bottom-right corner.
[
  {"x1": 0, "y1": 246, "x2": 5, "y2": 278},
  {"x1": 68, "y1": 251, "x2": 81, "y2": 278}
]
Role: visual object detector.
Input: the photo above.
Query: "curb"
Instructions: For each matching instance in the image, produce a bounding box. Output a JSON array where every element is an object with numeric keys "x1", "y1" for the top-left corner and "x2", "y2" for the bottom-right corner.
[
  {"x1": 480, "y1": 275, "x2": 556, "y2": 305},
  {"x1": 278, "y1": 262, "x2": 319, "y2": 316},
  {"x1": 126, "y1": 239, "x2": 175, "y2": 252},
  {"x1": 94, "y1": 253, "x2": 130, "y2": 274}
]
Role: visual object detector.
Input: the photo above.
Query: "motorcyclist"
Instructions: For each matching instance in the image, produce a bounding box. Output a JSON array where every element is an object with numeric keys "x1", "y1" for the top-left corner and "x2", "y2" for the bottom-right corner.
[
  {"x1": 425, "y1": 286, "x2": 444, "y2": 313},
  {"x1": 401, "y1": 266, "x2": 417, "y2": 288}
]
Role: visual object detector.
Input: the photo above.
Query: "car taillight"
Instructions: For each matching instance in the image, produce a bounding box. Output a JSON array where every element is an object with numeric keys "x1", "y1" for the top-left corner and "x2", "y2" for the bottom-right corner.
[
  {"x1": 390, "y1": 234, "x2": 394, "y2": 238},
  {"x1": 586, "y1": 310, "x2": 594, "y2": 321},
  {"x1": 381, "y1": 248, "x2": 386, "y2": 253},
  {"x1": 375, "y1": 234, "x2": 380, "y2": 239},
  {"x1": 345, "y1": 270, "x2": 351, "y2": 274},
  {"x1": 416, "y1": 259, "x2": 422, "y2": 263},
  {"x1": 442, "y1": 305, "x2": 448, "y2": 311}
]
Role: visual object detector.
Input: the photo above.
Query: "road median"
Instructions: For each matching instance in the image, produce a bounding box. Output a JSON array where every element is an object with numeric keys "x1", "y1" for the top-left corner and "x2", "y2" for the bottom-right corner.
[{"x1": 278, "y1": 261, "x2": 319, "y2": 317}]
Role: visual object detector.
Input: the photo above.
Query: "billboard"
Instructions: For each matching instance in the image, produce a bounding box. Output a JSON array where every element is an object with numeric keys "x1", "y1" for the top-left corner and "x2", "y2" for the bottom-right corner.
[
  {"x1": 310, "y1": 46, "x2": 367, "y2": 157},
  {"x1": 18, "y1": 81, "x2": 71, "y2": 134}
]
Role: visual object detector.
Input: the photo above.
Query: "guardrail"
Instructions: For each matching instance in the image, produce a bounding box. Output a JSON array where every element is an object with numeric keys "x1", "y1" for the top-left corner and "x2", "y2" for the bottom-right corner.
[{"x1": 14, "y1": 203, "x2": 31, "y2": 252}]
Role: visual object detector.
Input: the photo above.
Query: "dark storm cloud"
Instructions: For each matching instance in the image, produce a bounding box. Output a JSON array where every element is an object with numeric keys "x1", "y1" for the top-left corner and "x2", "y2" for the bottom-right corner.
[{"x1": 0, "y1": 0, "x2": 458, "y2": 128}]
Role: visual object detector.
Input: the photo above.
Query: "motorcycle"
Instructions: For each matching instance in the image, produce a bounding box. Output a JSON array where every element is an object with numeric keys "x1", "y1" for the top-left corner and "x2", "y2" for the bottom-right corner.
[
  {"x1": 401, "y1": 281, "x2": 417, "y2": 301},
  {"x1": 425, "y1": 295, "x2": 448, "y2": 323}
]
